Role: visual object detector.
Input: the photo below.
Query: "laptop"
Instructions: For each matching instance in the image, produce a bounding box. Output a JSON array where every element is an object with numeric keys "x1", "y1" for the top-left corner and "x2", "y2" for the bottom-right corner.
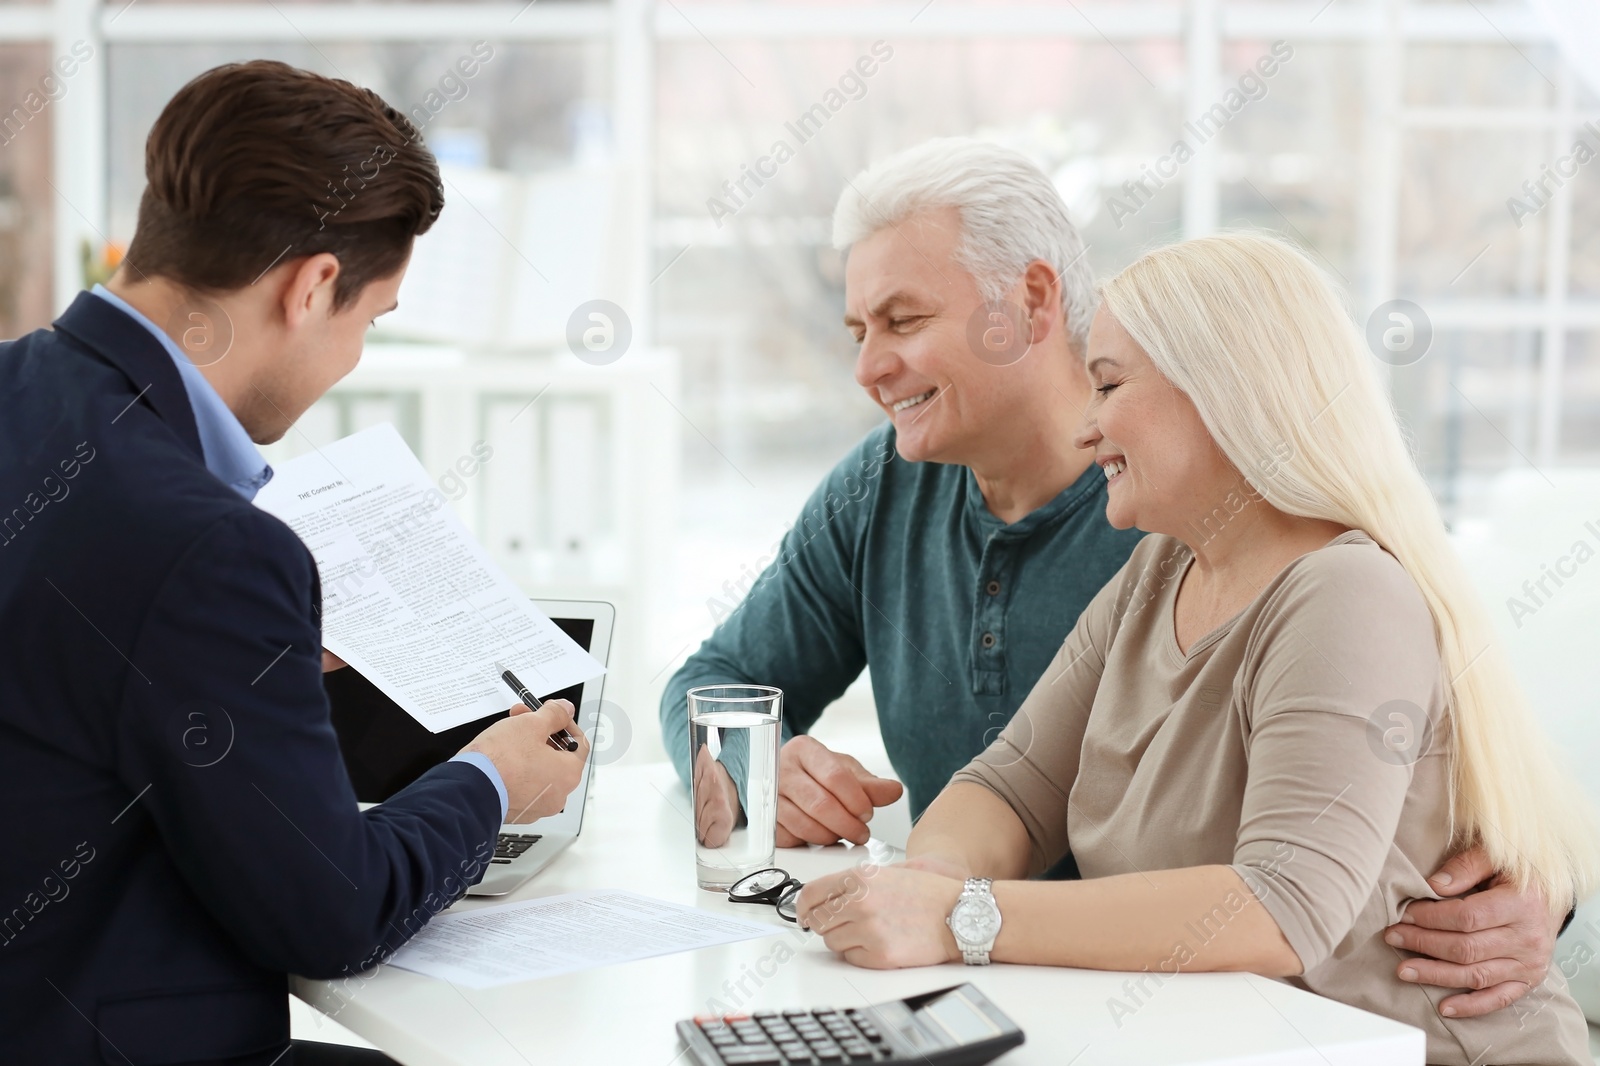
[{"x1": 324, "y1": 598, "x2": 615, "y2": 897}]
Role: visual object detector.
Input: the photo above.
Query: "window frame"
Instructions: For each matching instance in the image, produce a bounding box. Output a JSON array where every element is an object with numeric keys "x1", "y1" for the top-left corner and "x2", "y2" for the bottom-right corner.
[{"x1": 8, "y1": 0, "x2": 1589, "y2": 479}]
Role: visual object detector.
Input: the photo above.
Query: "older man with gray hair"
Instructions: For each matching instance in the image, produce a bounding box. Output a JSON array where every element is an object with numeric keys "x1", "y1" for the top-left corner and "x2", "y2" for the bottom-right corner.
[{"x1": 661, "y1": 136, "x2": 1564, "y2": 1019}]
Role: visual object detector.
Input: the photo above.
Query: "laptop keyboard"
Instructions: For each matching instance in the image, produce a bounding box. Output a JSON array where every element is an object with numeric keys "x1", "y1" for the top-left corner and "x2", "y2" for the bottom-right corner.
[{"x1": 491, "y1": 832, "x2": 543, "y2": 864}]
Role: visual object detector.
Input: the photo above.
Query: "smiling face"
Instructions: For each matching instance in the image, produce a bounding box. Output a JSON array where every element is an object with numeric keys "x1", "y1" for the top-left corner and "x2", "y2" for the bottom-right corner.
[
  {"x1": 1072, "y1": 306, "x2": 1239, "y2": 534},
  {"x1": 844, "y1": 206, "x2": 1035, "y2": 466}
]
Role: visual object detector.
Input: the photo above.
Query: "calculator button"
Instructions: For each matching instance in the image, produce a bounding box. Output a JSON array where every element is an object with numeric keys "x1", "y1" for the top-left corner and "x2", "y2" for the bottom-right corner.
[
  {"x1": 776, "y1": 1043, "x2": 815, "y2": 1062},
  {"x1": 722, "y1": 1050, "x2": 783, "y2": 1065}
]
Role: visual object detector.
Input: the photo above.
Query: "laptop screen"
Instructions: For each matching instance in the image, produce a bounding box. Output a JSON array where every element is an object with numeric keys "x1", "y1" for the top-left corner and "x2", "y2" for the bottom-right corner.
[{"x1": 325, "y1": 617, "x2": 596, "y2": 804}]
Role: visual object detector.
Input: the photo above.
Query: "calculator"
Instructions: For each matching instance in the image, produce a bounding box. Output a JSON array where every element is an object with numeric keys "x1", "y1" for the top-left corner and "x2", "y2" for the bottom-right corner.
[{"x1": 676, "y1": 982, "x2": 1025, "y2": 1065}]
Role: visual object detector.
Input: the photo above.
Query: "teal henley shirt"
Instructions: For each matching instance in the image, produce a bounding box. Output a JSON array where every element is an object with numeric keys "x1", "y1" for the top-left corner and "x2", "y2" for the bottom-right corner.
[{"x1": 660, "y1": 422, "x2": 1146, "y2": 817}]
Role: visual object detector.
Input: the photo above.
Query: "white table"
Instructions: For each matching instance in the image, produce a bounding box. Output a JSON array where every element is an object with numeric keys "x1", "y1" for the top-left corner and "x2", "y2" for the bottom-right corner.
[{"x1": 292, "y1": 763, "x2": 1424, "y2": 1065}]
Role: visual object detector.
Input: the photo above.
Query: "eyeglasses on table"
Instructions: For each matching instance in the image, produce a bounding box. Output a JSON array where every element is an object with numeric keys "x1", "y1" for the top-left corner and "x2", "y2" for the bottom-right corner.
[{"x1": 727, "y1": 868, "x2": 803, "y2": 923}]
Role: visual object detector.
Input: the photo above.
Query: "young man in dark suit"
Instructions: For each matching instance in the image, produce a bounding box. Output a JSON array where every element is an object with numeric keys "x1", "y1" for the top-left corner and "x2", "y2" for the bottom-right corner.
[{"x1": 0, "y1": 61, "x2": 584, "y2": 1065}]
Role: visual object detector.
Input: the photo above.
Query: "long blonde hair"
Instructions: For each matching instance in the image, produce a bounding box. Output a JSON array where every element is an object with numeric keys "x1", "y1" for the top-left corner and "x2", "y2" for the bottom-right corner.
[{"x1": 1099, "y1": 232, "x2": 1599, "y2": 908}]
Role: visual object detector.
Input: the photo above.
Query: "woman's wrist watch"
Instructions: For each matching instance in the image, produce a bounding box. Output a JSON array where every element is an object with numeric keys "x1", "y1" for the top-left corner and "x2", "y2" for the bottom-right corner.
[{"x1": 946, "y1": 877, "x2": 1002, "y2": 965}]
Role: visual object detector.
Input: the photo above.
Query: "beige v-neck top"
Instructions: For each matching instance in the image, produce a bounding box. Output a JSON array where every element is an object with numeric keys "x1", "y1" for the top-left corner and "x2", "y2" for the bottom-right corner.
[{"x1": 952, "y1": 531, "x2": 1589, "y2": 1066}]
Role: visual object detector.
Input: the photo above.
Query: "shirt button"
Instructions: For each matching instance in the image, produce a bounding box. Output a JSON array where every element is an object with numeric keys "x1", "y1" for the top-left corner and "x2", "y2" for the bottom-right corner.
[
  {"x1": 985, "y1": 580, "x2": 1001, "y2": 596},
  {"x1": 981, "y1": 632, "x2": 997, "y2": 649}
]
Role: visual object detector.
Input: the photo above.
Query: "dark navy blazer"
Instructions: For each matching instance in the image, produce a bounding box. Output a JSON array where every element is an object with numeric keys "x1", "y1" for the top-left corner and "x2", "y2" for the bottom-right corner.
[{"x1": 0, "y1": 294, "x2": 502, "y2": 1064}]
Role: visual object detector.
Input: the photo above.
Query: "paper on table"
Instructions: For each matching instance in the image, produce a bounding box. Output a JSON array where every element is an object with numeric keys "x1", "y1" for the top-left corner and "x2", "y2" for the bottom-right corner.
[
  {"x1": 386, "y1": 889, "x2": 779, "y2": 988},
  {"x1": 253, "y1": 423, "x2": 604, "y2": 732}
]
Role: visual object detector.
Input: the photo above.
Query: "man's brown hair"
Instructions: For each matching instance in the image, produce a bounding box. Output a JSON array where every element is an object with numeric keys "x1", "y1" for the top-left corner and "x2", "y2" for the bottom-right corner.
[{"x1": 124, "y1": 60, "x2": 443, "y2": 309}]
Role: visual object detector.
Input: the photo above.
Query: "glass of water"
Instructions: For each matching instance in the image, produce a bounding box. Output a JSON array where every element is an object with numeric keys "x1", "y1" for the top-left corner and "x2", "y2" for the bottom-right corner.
[{"x1": 687, "y1": 685, "x2": 782, "y2": 891}]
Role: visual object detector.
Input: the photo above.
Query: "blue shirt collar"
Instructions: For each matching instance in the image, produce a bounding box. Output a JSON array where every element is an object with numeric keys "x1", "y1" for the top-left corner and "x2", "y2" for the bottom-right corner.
[{"x1": 91, "y1": 285, "x2": 273, "y2": 500}]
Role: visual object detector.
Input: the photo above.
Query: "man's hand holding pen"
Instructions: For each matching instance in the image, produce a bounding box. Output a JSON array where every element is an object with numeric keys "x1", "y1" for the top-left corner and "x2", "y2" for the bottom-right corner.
[
  {"x1": 500, "y1": 666, "x2": 580, "y2": 752},
  {"x1": 460, "y1": 699, "x2": 589, "y2": 823}
]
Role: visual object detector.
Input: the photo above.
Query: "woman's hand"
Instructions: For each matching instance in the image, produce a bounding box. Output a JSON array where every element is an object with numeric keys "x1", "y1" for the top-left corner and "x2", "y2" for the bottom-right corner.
[{"x1": 795, "y1": 864, "x2": 966, "y2": 969}]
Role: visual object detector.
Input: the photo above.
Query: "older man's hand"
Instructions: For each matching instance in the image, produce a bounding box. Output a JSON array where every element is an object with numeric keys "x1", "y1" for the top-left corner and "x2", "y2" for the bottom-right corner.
[
  {"x1": 1384, "y1": 844, "x2": 1563, "y2": 1018},
  {"x1": 776, "y1": 735, "x2": 904, "y2": 847},
  {"x1": 692, "y1": 747, "x2": 741, "y2": 850}
]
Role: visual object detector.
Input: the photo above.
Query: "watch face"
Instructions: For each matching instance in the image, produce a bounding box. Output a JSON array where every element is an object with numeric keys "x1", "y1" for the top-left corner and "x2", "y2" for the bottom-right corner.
[{"x1": 950, "y1": 897, "x2": 1000, "y2": 943}]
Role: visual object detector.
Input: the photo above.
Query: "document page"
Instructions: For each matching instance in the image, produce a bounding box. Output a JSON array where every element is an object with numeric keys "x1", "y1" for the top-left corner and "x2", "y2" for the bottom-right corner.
[
  {"x1": 387, "y1": 889, "x2": 778, "y2": 988},
  {"x1": 254, "y1": 423, "x2": 604, "y2": 732}
]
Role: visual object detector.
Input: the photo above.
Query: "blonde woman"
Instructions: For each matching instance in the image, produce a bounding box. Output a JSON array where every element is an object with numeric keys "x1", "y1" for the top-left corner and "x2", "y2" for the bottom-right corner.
[{"x1": 794, "y1": 233, "x2": 1600, "y2": 1064}]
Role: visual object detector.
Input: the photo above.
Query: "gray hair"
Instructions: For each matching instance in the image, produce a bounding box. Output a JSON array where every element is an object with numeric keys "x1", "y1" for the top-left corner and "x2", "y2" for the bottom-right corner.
[{"x1": 832, "y1": 137, "x2": 1097, "y2": 353}]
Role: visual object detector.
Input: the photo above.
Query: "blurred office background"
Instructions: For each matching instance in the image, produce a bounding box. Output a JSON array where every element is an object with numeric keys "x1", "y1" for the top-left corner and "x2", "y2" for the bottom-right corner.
[{"x1": 2, "y1": 0, "x2": 1598, "y2": 797}]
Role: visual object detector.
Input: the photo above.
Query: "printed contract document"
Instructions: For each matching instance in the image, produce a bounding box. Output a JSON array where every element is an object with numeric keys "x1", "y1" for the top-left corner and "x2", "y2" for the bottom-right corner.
[
  {"x1": 386, "y1": 889, "x2": 777, "y2": 987},
  {"x1": 254, "y1": 423, "x2": 604, "y2": 732}
]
